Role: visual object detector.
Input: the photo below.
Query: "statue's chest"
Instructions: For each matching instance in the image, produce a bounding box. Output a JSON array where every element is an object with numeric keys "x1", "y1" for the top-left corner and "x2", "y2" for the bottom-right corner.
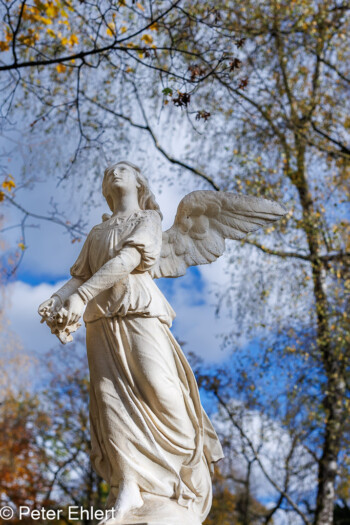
[{"x1": 88, "y1": 223, "x2": 134, "y2": 271}]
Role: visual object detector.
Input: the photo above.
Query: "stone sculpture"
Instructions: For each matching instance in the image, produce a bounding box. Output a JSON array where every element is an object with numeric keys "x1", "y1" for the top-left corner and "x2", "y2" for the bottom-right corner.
[{"x1": 38, "y1": 161, "x2": 286, "y2": 525}]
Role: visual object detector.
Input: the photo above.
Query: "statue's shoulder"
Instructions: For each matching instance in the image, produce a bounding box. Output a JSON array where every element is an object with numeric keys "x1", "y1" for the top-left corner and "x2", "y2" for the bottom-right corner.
[
  {"x1": 140, "y1": 209, "x2": 161, "y2": 221},
  {"x1": 90, "y1": 210, "x2": 159, "y2": 233}
]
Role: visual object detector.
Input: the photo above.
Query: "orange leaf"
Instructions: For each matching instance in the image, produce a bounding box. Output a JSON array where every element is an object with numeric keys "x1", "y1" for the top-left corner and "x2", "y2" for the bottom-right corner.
[
  {"x1": 2, "y1": 179, "x2": 15, "y2": 191},
  {"x1": 56, "y1": 63, "x2": 66, "y2": 73},
  {"x1": 0, "y1": 41, "x2": 10, "y2": 51}
]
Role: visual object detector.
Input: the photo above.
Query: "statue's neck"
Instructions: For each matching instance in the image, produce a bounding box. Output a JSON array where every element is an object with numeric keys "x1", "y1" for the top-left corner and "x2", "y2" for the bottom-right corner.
[{"x1": 111, "y1": 191, "x2": 141, "y2": 218}]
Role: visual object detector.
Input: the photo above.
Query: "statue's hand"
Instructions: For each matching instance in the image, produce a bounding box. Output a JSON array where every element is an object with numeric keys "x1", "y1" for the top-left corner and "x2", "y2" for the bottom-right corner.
[
  {"x1": 38, "y1": 295, "x2": 62, "y2": 318},
  {"x1": 59, "y1": 292, "x2": 85, "y2": 327}
]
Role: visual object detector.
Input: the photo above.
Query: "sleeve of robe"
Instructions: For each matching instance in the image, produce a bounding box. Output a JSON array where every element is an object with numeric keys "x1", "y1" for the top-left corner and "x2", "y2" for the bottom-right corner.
[{"x1": 73, "y1": 210, "x2": 162, "y2": 304}]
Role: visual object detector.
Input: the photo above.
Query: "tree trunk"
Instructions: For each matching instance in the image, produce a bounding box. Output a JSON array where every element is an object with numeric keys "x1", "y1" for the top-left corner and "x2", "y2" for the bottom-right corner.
[
  {"x1": 312, "y1": 259, "x2": 344, "y2": 525},
  {"x1": 291, "y1": 140, "x2": 345, "y2": 525}
]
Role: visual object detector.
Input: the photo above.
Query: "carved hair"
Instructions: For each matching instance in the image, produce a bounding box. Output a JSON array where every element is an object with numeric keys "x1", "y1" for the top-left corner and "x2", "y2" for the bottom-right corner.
[{"x1": 102, "y1": 161, "x2": 162, "y2": 220}]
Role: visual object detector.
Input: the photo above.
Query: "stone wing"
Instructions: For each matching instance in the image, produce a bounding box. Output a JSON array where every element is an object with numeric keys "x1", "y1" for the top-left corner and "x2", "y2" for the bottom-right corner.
[{"x1": 150, "y1": 190, "x2": 287, "y2": 279}]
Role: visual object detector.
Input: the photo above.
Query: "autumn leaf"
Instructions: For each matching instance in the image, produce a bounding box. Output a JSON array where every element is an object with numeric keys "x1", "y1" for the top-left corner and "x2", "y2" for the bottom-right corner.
[
  {"x1": 229, "y1": 58, "x2": 242, "y2": 71},
  {"x1": 120, "y1": 26, "x2": 127, "y2": 34},
  {"x1": 195, "y1": 110, "x2": 211, "y2": 121},
  {"x1": 2, "y1": 179, "x2": 16, "y2": 191},
  {"x1": 18, "y1": 243, "x2": 26, "y2": 251},
  {"x1": 45, "y1": 3, "x2": 59, "y2": 18},
  {"x1": 235, "y1": 38, "x2": 246, "y2": 48},
  {"x1": 188, "y1": 64, "x2": 206, "y2": 81},
  {"x1": 238, "y1": 77, "x2": 249, "y2": 90},
  {"x1": 39, "y1": 17, "x2": 52, "y2": 25},
  {"x1": 136, "y1": 2, "x2": 145, "y2": 11},
  {"x1": 0, "y1": 191, "x2": 5, "y2": 202},
  {"x1": 106, "y1": 22, "x2": 115, "y2": 36},
  {"x1": 172, "y1": 92, "x2": 191, "y2": 107},
  {"x1": 56, "y1": 63, "x2": 66, "y2": 73},
  {"x1": 141, "y1": 34, "x2": 153, "y2": 45},
  {"x1": 69, "y1": 34, "x2": 78, "y2": 46},
  {"x1": 0, "y1": 41, "x2": 10, "y2": 51}
]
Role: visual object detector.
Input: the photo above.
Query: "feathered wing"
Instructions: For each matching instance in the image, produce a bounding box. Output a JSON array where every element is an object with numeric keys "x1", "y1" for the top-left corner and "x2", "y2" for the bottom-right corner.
[{"x1": 150, "y1": 190, "x2": 287, "y2": 279}]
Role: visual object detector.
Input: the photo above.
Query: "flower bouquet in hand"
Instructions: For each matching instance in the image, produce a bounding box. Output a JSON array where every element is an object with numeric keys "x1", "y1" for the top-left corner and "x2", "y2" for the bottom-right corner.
[{"x1": 38, "y1": 296, "x2": 81, "y2": 344}]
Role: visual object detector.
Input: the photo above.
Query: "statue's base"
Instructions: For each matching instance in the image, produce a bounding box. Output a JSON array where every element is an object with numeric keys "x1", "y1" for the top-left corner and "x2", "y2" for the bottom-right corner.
[{"x1": 105, "y1": 493, "x2": 202, "y2": 525}]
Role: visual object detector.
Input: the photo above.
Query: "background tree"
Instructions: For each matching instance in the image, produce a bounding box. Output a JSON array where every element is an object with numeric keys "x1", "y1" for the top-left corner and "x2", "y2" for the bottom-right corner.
[
  {"x1": 179, "y1": 2, "x2": 349, "y2": 524},
  {"x1": 0, "y1": 344, "x2": 107, "y2": 524},
  {"x1": 0, "y1": 0, "x2": 243, "y2": 279},
  {"x1": 204, "y1": 465, "x2": 272, "y2": 525}
]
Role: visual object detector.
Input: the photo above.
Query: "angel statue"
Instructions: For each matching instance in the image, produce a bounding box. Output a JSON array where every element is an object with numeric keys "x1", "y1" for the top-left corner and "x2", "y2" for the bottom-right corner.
[{"x1": 38, "y1": 161, "x2": 286, "y2": 525}]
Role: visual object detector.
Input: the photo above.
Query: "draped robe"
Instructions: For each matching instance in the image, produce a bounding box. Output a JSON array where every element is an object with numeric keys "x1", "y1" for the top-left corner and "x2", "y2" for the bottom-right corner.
[{"x1": 67, "y1": 209, "x2": 223, "y2": 522}]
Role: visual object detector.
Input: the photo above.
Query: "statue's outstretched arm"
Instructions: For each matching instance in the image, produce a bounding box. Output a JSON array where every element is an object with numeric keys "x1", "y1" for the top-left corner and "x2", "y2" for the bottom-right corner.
[
  {"x1": 51, "y1": 246, "x2": 141, "y2": 332},
  {"x1": 52, "y1": 277, "x2": 85, "y2": 304}
]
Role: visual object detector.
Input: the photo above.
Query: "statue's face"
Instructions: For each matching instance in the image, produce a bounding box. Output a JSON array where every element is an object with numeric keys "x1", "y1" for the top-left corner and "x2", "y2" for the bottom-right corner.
[{"x1": 106, "y1": 163, "x2": 139, "y2": 194}]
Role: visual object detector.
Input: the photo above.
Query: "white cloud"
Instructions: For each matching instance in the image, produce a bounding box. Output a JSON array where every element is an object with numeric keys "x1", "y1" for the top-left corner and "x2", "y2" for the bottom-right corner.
[{"x1": 3, "y1": 280, "x2": 85, "y2": 355}]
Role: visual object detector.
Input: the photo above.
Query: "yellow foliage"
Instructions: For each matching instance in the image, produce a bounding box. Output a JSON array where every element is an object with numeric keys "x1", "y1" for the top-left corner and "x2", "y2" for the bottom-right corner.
[
  {"x1": 56, "y1": 63, "x2": 66, "y2": 73},
  {"x1": 45, "y1": 3, "x2": 59, "y2": 18},
  {"x1": 39, "y1": 16, "x2": 52, "y2": 25},
  {"x1": 141, "y1": 34, "x2": 153, "y2": 45},
  {"x1": 150, "y1": 23, "x2": 159, "y2": 31},
  {"x1": 69, "y1": 34, "x2": 78, "y2": 46},
  {"x1": 2, "y1": 179, "x2": 15, "y2": 191},
  {"x1": 120, "y1": 26, "x2": 127, "y2": 34},
  {"x1": 0, "y1": 191, "x2": 5, "y2": 202},
  {"x1": 18, "y1": 243, "x2": 26, "y2": 251},
  {"x1": 136, "y1": 2, "x2": 145, "y2": 11},
  {"x1": 46, "y1": 28, "x2": 56, "y2": 38},
  {"x1": 106, "y1": 23, "x2": 115, "y2": 37}
]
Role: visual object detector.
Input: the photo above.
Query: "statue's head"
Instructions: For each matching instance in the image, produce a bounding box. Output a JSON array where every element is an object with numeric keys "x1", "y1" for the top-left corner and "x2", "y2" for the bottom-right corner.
[{"x1": 102, "y1": 161, "x2": 162, "y2": 219}]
